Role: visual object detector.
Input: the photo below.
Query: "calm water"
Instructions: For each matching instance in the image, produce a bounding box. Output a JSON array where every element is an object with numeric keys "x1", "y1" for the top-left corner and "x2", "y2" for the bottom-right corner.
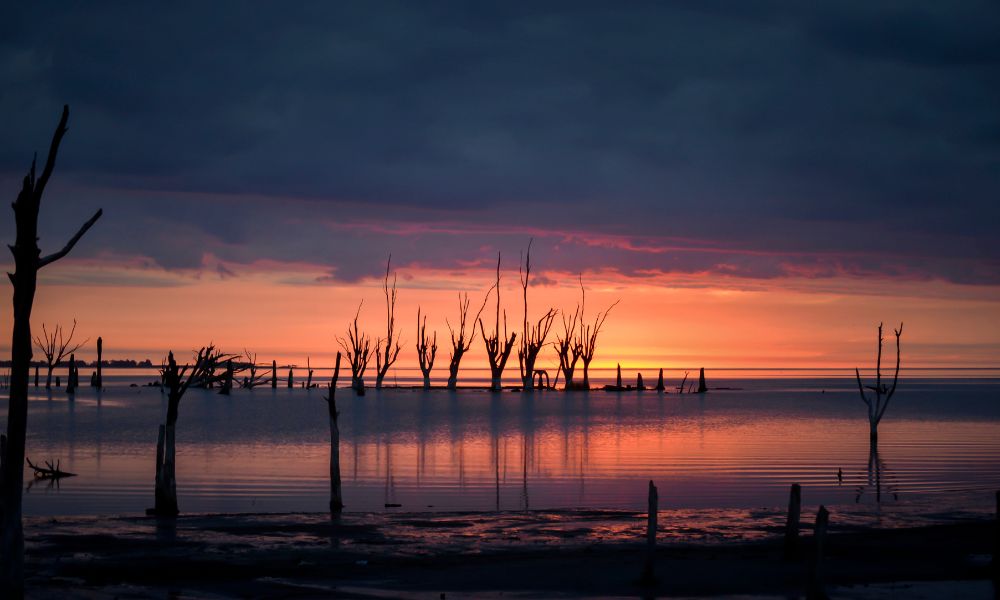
[{"x1": 3, "y1": 369, "x2": 999, "y2": 517}]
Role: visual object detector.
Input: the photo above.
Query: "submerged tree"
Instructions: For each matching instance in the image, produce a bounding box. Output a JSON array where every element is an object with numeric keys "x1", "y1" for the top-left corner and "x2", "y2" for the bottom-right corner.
[
  {"x1": 32, "y1": 320, "x2": 87, "y2": 389},
  {"x1": 479, "y1": 253, "x2": 516, "y2": 391},
  {"x1": 517, "y1": 241, "x2": 558, "y2": 390},
  {"x1": 375, "y1": 257, "x2": 402, "y2": 389},
  {"x1": 338, "y1": 302, "x2": 373, "y2": 394},
  {"x1": 855, "y1": 322, "x2": 903, "y2": 448},
  {"x1": 415, "y1": 307, "x2": 437, "y2": 389},
  {"x1": 324, "y1": 352, "x2": 344, "y2": 513},
  {"x1": 576, "y1": 279, "x2": 619, "y2": 390},
  {"x1": 238, "y1": 349, "x2": 269, "y2": 389},
  {"x1": 445, "y1": 291, "x2": 490, "y2": 389},
  {"x1": 555, "y1": 281, "x2": 584, "y2": 390},
  {"x1": 151, "y1": 346, "x2": 233, "y2": 516},
  {"x1": 1, "y1": 106, "x2": 102, "y2": 594}
]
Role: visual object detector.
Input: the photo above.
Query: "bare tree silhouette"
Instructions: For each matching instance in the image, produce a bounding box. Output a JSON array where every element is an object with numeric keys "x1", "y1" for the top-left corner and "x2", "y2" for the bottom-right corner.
[
  {"x1": 324, "y1": 352, "x2": 344, "y2": 513},
  {"x1": 555, "y1": 280, "x2": 584, "y2": 390},
  {"x1": 446, "y1": 290, "x2": 491, "y2": 389},
  {"x1": 32, "y1": 320, "x2": 87, "y2": 389},
  {"x1": 415, "y1": 307, "x2": 437, "y2": 389},
  {"x1": 517, "y1": 241, "x2": 558, "y2": 390},
  {"x1": 238, "y1": 349, "x2": 269, "y2": 389},
  {"x1": 1, "y1": 106, "x2": 102, "y2": 594},
  {"x1": 151, "y1": 346, "x2": 233, "y2": 516},
  {"x1": 375, "y1": 256, "x2": 402, "y2": 389},
  {"x1": 479, "y1": 254, "x2": 516, "y2": 391},
  {"x1": 338, "y1": 302, "x2": 373, "y2": 395},
  {"x1": 855, "y1": 322, "x2": 903, "y2": 448},
  {"x1": 576, "y1": 279, "x2": 619, "y2": 390}
]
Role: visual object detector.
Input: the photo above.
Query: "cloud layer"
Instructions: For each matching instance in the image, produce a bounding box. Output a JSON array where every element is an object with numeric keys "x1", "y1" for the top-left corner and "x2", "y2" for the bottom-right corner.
[{"x1": 1, "y1": 1, "x2": 998, "y2": 286}]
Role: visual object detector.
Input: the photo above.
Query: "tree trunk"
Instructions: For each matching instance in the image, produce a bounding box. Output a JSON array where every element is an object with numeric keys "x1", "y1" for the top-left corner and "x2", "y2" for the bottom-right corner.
[
  {"x1": 95, "y1": 337, "x2": 103, "y2": 388},
  {"x1": 784, "y1": 483, "x2": 801, "y2": 559},
  {"x1": 329, "y1": 414, "x2": 343, "y2": 513},
  {"x1": 33, "y1": 367, "x2": 38, "y2": 388},
  {"x1": 271, "y1": 360, "x2": 277, "y2": 389},
  {"x1": 154, "y1": 424, "x2": 179, "y2": 516},
  {"x1": 447, "y1": 368, "x2": 458, "y2": 389},
  {"x1": 45, "y1": 365, "x2": 53, "y2": 389},
  {"x1": 869, "y1": 421, "x2": 878, "y2": 449},
  {"x1": 490, "y1": 375, "x2": 502, "y2": 392},
  {"x1": 422, "y1": 373, "x2": 431, "y2": 390},
  {"x1": 582, "y1": 360, "x2": 591, "y2": 390}
]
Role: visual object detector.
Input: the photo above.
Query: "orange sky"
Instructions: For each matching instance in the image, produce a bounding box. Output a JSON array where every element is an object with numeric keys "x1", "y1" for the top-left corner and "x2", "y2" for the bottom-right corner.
[{"x1": 5, "y1": 257, "x2": 998, "y2": 370}]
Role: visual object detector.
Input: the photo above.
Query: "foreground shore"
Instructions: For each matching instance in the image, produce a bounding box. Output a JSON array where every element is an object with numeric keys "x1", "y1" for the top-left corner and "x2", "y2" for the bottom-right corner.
[{"x1": 23, "y1": 508, "x2": 998, "y2": 598}]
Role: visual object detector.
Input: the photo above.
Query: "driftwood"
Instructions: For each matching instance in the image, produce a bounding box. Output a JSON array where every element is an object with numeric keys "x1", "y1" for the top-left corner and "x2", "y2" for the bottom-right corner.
[{"x1": 26, "y1": 458, "x2": 76, "y2": 479}]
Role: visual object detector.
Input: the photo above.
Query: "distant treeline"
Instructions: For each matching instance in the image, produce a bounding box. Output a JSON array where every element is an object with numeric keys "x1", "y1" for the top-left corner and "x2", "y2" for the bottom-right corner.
[{"x1": 0, "y1": 359, "x2": 154, "y2": 369}]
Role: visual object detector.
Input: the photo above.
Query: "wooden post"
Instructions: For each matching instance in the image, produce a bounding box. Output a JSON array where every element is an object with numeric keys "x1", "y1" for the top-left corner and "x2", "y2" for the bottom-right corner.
[
  {"x1": 784, "y1": 483, "x2": 801, "y2": 559},
  {"x1": 95, "y1": 337, "x2": 103, "y2": 387},
  {"x1": 655, "y1": 368, "x2": 665, "y2": 392},
  {"x1": 287, "y1": 368, "x2": 293, "y2": 388},
  {"x1": 271, "y1": 360, "x2": 277, "y2": 389},
  {"x1": 66, "y1": 354, "x2": 76, "y2": 395},
  {"x1": 807, "y1": 506, "x2": 829, "y2": 599},
  {"x1": 616, "y1": 363, "x2": 622, "y2": 388},
  {"x1": 641, "y1": 480, "x2": 658, "y2": 584},
  {"x1": 697, "y1": 367, "x2": 707, "y2": 393}
]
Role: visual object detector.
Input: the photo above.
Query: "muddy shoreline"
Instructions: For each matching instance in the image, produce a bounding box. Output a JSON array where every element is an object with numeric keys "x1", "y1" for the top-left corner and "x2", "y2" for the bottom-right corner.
[{"x1": 22, "y1": 508, "x2": 999, "y2": 598}]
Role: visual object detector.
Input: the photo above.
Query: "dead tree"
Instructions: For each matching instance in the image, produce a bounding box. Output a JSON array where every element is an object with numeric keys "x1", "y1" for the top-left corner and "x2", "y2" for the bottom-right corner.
[
  {"x1": 32, "y1": 320, "x2": 87, "y2": 389},
  {"x1": 238, "y1": 349, "x2": 269, "y2": 388},
  {"x1": 65, "y1": 353, "x2": 78, "y2": 394},
  {"x1": 416, "y1": 307, "x2": 437, "y2": 389},
  {"x1": 338, "y1": 302, "x2": 373, "y2": 395},
  {"x1": 151, "y1": 346, "x2": 232, "y2": 516},
  {"x1": 375, "y1": 256, "x2": 402, "y2": 389},
  {"x1": 517, "y1": 242, "x2": 558, "y2": 390},
  {"x1": 219, "y1": 359, "x2": 234, "y2": 396},
  {"x1": 576, "y1": 279, "x2": 619, "y2": 390},
  {"x1": 325, "y1": 352, "x2": 344, "y2": 513},
  {"x1": 479, "y1": 253, "x2": 516, "y2": 391},
  {"x1": 855, "y1": 322, "x2": 903, "y2": 448},
  {"x1": 555, "y1": 286, "x2": 584, "y2": 390},
  {"x1": 306, "y1": 357, "x2": 314, "y2": 388},
  {"x1": 1, "y1": 105, "x2": 103, "y2": 594},
  {"x1": 446, "y1": 290, "x2": 491, "y2": 389}
]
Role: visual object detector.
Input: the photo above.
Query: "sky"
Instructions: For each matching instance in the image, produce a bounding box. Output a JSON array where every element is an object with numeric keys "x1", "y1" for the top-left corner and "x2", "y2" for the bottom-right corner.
[{"x1": 0, "y1": 2, "x2": 998, "y2": 371}]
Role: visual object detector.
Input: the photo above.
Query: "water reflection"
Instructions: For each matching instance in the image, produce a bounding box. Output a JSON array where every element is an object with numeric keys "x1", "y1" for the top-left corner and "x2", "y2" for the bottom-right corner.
[{"x1": 6, "y1": 378, "x2": 1000, "y2": 516}]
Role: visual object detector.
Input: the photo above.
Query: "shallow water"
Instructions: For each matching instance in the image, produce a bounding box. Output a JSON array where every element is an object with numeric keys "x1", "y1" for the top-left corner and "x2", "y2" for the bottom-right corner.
[{"x1": 4, "y1": 372, "x2": 1000, "y2": 517}]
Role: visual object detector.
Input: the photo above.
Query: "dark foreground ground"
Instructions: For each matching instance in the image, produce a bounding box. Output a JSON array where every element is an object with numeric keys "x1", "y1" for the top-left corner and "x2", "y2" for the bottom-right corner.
[{"x1": 23, "y1": 509, "x2": 999, "y2": 599}]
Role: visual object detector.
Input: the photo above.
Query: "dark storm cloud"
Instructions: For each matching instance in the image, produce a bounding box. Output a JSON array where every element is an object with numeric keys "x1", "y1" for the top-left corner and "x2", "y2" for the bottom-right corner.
[{"x1": 0, "y1": 1, "x2": 997, "y2": 284}]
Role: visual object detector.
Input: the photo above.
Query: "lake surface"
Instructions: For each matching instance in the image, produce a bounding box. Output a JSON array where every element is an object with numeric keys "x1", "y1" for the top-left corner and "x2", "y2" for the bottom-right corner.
[{"x1": 3, "y1": 369, "x2": 1000, "y2": 517}]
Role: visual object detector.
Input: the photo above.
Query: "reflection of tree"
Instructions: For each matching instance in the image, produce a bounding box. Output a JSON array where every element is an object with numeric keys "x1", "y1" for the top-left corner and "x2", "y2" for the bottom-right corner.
[{"x1": 854, "y1": 444, "x2": 899, "y2": 505}]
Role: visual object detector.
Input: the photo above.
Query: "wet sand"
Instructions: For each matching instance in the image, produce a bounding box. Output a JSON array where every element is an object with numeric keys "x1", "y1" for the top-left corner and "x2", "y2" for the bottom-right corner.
[{"x1": 24, "y1": 509, "x2": 998, "y2": 598}]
